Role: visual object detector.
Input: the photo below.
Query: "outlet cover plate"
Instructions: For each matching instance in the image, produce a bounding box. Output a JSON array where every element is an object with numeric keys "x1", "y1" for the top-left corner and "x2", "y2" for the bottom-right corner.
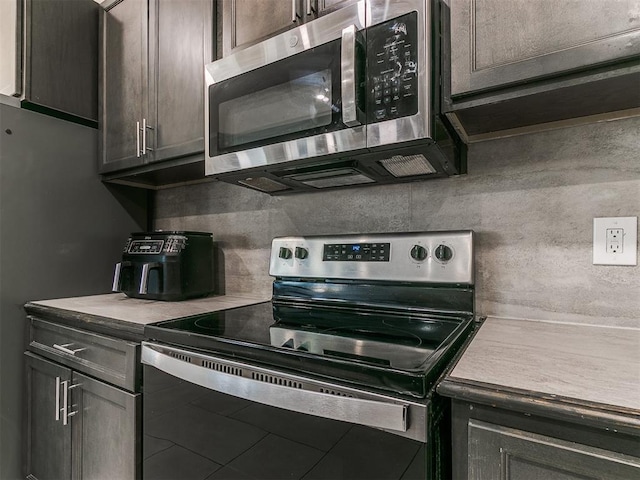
[{"x1": 593, "y1": 216, "x2": 637, "y2": 265}]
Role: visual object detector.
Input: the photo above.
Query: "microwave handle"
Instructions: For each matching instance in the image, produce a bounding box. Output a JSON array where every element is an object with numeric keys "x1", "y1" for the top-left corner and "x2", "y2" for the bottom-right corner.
[
  {"x1": 112, "y1": 261, "x2": 132, "y2": 292},
  {"x1": 341, "y1": 25, "x2": 361, "y2": 127},
  {"x1": 139, "y1": 262, "x2": 162, "y2": 295}
]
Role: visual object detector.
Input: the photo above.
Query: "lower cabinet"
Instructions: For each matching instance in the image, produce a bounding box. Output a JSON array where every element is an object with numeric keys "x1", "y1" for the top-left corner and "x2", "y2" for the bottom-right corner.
[
  {"x1": 24, "y1": 318, "x2": 141, "y2": 479},
  {"x1": 451, "y1": 400, "x2": 640, "y2": 480}
]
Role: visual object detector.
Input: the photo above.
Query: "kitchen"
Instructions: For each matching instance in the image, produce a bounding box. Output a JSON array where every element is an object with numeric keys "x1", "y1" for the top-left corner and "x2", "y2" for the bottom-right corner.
[{"x1": 1, "y1": 0, "x2": 639, "y2": 479}]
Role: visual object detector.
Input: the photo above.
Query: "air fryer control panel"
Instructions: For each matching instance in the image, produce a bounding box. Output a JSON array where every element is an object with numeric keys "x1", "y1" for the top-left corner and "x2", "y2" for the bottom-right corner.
[
  {"x1": 367, "y1": 12, "x2": 419, "y2": 124},
  {"x1": 124, "y1": 235, "x2": 188, "y2": 254}
]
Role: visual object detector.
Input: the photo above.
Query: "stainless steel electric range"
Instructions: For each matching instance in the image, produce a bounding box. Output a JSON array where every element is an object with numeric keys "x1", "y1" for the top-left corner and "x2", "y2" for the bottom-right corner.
[{"x1": 141, "y1": 231, "x2": 475, "y2": 480}]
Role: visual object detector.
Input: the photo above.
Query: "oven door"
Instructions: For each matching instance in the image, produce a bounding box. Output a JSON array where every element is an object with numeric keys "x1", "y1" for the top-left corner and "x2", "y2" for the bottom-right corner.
[
  {"x1": 141, "y1": 342, "x2": 446, "y2": 480},
  {"x1": 205, "y1": 3, "x2": 366, "y2": 177}
]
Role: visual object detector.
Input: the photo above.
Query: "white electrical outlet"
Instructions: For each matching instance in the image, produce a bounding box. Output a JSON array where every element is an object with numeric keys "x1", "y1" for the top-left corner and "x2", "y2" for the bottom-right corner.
[{"x1": 593, "y1": 217, "x2": 637, "y2": 266}]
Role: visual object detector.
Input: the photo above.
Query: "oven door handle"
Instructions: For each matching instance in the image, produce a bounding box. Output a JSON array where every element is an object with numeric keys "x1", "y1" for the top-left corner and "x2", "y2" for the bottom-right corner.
[{"x1": 141, "y1": 343, "x2": 408, "y2": 433}]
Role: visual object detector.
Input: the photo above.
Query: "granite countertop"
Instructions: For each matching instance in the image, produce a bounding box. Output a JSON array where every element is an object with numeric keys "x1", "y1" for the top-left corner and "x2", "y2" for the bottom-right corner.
[
  {"x1": 438, "y1": 316, "x2": 640, "y2": 431},
  {"x1": 25, "y1": 293, "x2": 270, "y2": 341}
]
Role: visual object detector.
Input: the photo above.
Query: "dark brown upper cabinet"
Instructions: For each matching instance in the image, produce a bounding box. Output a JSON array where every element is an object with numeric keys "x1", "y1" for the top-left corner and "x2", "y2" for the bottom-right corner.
[
  {"x1": 99, "y1": 0, "x2": 215, "y2": 188},
  {"x1": 220, "y1": 0, "x2": 357, "y2": 57},
  {"x1": 10, "y1": 0, "x2": 100, "y2": 126},
  {"x1": 443, "y1": 0, "x2": 640, "y2": 141}
]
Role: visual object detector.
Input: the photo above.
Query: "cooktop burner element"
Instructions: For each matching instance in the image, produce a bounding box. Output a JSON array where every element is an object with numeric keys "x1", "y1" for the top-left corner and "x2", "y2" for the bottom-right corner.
[{"x1": 145, "y1": 231, "x2": 475, "y2": 398}]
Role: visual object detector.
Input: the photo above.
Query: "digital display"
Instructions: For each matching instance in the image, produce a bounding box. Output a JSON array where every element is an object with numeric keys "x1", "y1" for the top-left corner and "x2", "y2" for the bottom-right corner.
[
  {"x1": 128, "y1": 240, "x2": 164, "y2": 254},
  {"x1": 323, "y1": 243, "x2": 390, "y2": 262}
]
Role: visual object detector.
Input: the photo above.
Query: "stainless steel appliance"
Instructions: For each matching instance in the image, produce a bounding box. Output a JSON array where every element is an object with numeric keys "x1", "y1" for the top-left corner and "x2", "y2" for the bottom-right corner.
[
  {"x1": 142, "y1": 231, "x2": 475, "y2": 479},
  {"x1": 112, "y1": 231, "x2": 214, "y2": 301},
  {"x1": 204, "y1": 0, "x2": 465, "y2": 194}
]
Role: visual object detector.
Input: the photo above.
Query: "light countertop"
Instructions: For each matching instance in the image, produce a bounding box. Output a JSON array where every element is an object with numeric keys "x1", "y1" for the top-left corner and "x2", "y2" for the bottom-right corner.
[
  {"x1": 441, "y1": 316, "x2": 640, "y2": 417},
  {"x1": 25, "y1": 293, "x2": 270, "y2": 340}
]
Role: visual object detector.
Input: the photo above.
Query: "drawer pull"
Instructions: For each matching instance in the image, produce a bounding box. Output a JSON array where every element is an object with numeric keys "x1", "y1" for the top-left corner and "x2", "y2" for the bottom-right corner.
[{"x1": 53, "y1": 343, "x2": 86, "y2": 356}]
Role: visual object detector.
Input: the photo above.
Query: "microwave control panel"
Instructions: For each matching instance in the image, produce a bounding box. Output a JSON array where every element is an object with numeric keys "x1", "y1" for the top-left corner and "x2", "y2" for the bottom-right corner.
[{"x1": 367, "y1": 12, "x2": 419, "y2": 124}]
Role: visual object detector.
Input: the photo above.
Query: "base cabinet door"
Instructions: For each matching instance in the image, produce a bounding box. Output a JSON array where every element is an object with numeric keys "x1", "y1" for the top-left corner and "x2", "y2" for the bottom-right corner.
[
  {"x1": 25, "y1": 353, "x2": 73, "y2": 480},
  {"x1": 72, "y1": 372, "x2": 140, "y2": 479},
  {"x1": 468, "y1": 419, "x2": 640, "y2": 480},
  {"x1": 24, "y1": 352, "x2": 141, "y2": 480}
]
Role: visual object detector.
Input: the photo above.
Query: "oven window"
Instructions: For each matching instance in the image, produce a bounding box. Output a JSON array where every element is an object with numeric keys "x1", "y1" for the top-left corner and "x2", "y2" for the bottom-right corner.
[
  {"x1": 219, "y1": 70, "x2": 333, "y2": 149},
  {"x1": 209, "y1": 38, "x2": 344, "y2": 157}
]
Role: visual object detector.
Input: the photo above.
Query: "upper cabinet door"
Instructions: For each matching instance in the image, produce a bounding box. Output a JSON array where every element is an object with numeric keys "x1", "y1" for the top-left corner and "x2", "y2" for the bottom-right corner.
[
  {"x1": 148, "y1": 0, "x2": 214, "y2": 163},
  {"x1": 99, "y1": 0, "x2": 148, "y2": 173},
  {"x1": 0, "y1": 0, "x2": 21, "y2": 97},
  {"x1": 450, "y1": 0, "x2": 640, "y2": 97},
  {"x1": 316, "y1": 0, "x2": 358, "y2": 16},
  {"x1": 24, "y1": 0, "x2": 100, "y2": 123},
  {"x1": 222, "y1": 0, "x2": 303, "y2": 56}
]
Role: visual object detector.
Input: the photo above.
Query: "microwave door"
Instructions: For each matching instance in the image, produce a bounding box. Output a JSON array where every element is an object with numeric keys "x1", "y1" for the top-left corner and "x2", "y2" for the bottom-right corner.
[{"x1": 205, "y1": 12, "x2": 367, "y2": 176}]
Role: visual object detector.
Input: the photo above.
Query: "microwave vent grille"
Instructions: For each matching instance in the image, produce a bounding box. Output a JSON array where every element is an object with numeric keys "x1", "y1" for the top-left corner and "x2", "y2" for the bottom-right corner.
[
  {"x1": 238, "y1": 177, "x2": 290, "y2": 193},
  {"x1": 379, "y1": 154, "x2": 437, "y2": 178},
  {"x1": 285, "y1": 167, "x2": 375, "y2": 189}
]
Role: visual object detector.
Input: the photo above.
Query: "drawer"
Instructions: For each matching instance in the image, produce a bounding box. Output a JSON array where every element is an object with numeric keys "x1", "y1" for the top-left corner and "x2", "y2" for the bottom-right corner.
[{"x1": 28, "y1": 316, "x2": 140, "y2": 392}]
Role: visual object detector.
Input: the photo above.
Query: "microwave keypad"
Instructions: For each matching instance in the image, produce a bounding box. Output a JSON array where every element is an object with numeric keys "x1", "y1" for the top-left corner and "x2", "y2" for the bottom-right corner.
[{"x1": 367, "y1": 12, "x2": 419, "y2": 123}]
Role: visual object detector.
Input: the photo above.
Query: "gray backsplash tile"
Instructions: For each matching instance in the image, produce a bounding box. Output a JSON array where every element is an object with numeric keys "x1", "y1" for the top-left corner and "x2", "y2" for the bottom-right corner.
[{"x1": 154, "y1": 116, "x2": 640, "y2": 326}]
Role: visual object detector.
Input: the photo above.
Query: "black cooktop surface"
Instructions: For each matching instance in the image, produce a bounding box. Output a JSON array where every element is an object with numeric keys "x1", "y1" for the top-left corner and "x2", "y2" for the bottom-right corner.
[{"x1": 145, "y1": 301, "x2": 474, "y2": 398}]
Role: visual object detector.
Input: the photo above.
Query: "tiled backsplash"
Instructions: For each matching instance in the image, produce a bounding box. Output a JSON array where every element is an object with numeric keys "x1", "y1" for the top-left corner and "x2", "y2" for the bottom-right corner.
[{"x1": 154, "y1": 116, "x2": 640, "y2": 327}]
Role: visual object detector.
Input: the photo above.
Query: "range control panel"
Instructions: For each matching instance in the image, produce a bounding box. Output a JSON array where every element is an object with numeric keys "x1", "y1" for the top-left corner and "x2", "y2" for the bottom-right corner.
[
  {"x1": 323, "y1": 243, "x2": 391, "y2": 262},
  {"x1": 367, "y1": 12, "x2": 419, "y2": 124},
  {"x1": 270, "y1": 231, "x2": 474, "y2": 285}
]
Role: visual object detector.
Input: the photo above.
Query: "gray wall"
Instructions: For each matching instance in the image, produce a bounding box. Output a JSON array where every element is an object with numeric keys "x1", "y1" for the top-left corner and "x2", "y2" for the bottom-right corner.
[
  {"x1": 0, "y1": 105, "x2": 145, "y2": 479},
  {"x1": 154, "y1": 116, "x2": 640, "y2": 327}
]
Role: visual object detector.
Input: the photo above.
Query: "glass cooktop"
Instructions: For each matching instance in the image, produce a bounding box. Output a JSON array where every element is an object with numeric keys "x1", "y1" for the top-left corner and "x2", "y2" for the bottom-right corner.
[{"x1": 144, "y1": 301, "x2": 474, "y2": 398}]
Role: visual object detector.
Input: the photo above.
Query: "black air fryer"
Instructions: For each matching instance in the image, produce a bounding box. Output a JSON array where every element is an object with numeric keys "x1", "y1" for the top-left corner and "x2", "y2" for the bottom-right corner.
[{"x1": 112, "y1": 231, "x2": 214, "y2": 301}]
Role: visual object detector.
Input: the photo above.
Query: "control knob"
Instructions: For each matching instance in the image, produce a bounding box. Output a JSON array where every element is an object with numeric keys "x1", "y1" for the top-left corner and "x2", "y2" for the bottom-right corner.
[
  {"x1": 434, "y1": 244, "x2": 453, "y2": 262},
  {"x1": 278, "y1": 247, "x2": 292, "y2": 259},
  {"x1": 294, "y1": 247, "x2": 308, "y2": 259},
  {"x1": 410, "y1": 245, "x2": 428, "y2": 261}
]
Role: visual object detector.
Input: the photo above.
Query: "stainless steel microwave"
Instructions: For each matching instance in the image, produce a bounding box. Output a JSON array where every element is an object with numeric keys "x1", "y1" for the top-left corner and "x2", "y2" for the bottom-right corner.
[{"x1": 205, "y1": 0, "x2": 465, "y2": 194}]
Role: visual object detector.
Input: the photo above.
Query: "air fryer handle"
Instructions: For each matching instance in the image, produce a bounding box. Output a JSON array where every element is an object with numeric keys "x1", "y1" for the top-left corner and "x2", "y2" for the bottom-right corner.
[
  {"x1": 139, "y1": 262, "x2": 162, "y2": 295},
  {"x1": 112, "y1": 261, "x2": 132, "y2": 292}
]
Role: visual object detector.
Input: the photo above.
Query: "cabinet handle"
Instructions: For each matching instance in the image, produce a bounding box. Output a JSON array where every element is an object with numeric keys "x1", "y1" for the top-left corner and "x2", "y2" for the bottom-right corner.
[
  {"x1": 53, "y1": 343, "x2": 86, "y2": 356},
  {"x1": 136, "y1": 121, "x2": 141, "y2": 157},
  {"x1": 306, "y1": 0, "x2": 316, "y2": 15},
  {"x1": 291, "y1": 0, "x2": 301, "y2": 22},
  {"x1": 55, "y1": 376, "x2": 61, "y2": 421},
  {"x1": 60, "y1": 380, "x2": 80, "y2": 426},
  {"x1": 143, "y1": 118, "x2": 154, "y2": 152}
]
